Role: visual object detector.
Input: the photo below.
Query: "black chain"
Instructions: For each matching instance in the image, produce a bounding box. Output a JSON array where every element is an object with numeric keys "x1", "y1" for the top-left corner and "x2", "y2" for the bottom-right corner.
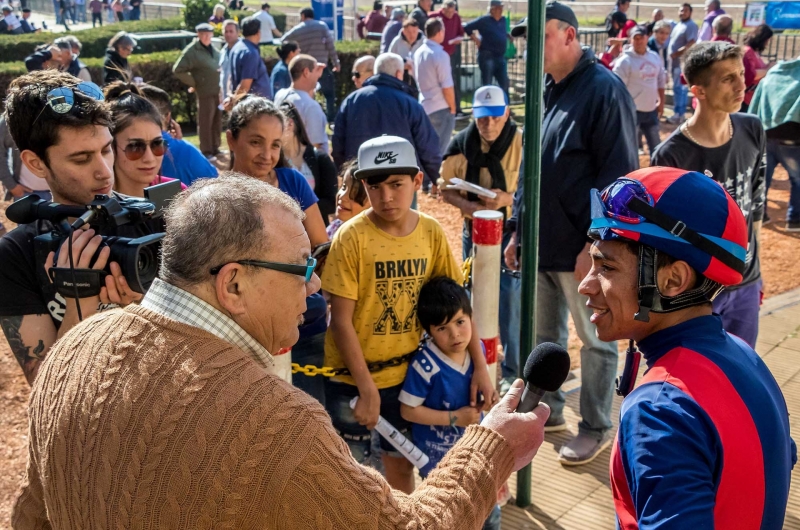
[{"x1": 330, "y1": 351, "x2": 417, "y2": 377}]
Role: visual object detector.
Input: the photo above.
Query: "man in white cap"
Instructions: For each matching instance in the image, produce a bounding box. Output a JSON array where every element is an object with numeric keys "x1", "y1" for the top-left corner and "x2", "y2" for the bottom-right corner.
[
  {"x1": 323, "y1": 135, "x2": 500, "y2": 493},
  {"x1": 173, "y1": 23, "x2": 223, "y2": 161},
  {"x1": 441, "y1": 85, "x2": 522, "y2": 395}
]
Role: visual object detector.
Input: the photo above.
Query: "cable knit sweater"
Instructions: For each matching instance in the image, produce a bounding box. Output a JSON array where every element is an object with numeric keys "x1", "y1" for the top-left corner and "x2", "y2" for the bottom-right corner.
[{"x1": 13, "y1": 305, "x2": 514, "y2": 530}]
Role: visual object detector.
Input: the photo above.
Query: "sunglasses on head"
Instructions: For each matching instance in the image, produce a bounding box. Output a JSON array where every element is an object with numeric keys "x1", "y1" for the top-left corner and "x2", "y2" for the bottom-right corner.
[
  {"x1": 121, "y1": 138, "x2": 167, "y2": 161},
  {"x1": 33, "y1": 81, "x2": 105, "y2": 124}
]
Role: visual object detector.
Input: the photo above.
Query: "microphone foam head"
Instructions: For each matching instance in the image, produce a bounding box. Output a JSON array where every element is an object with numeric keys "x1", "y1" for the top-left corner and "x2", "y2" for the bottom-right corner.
[{"x1": 523, "y1": 342, "x2": 571, "y2": 392}]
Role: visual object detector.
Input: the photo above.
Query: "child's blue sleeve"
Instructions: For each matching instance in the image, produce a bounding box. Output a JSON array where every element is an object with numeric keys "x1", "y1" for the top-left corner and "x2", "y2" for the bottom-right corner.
[{"x1": 399, "y1": 350, "x2": 438, "y2": 408}]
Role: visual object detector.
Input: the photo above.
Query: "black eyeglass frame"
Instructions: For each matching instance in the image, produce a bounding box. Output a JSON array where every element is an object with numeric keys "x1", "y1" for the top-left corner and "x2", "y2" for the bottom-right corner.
[
  {"x1": 209, "y1": 257, "x2": 317, "y2": 281},
  {"x1": 351, "y1": 71, "x2": 361, "y2": 78}
]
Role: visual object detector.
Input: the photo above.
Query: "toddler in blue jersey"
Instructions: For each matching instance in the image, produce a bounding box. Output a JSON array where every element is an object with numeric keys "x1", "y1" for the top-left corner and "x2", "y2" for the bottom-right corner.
[{"x1": 399, "y1": 277, "x2": 502, "y2": 530}]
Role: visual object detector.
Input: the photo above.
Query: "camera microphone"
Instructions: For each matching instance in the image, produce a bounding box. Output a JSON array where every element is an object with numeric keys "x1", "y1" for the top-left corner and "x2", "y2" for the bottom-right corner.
[{"x1": 516, "y1": 342, "x2": 571, "y2": 414}]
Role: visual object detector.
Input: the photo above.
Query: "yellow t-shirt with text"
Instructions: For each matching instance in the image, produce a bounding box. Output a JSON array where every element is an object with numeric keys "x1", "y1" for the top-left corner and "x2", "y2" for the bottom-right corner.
[{"x1": 322, "y1": 211, "x2": 462, "y2": 389}]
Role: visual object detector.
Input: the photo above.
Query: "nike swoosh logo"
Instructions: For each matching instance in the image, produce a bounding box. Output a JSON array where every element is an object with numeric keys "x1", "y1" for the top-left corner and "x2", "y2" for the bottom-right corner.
[{"x1": 374, "y1": 154, "x2": 398, "y2": 165}]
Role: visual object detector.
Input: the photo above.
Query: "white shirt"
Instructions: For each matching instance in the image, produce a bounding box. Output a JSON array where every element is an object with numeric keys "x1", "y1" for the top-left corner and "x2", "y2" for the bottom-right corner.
[
  {"x1": 4, "y1": 13, "x2": 21, "y2": 30},
  {"x1": 413, "y1": 39, "x2": 453, "y2": 115},
  {"x1": 612, "y1": 48, "x2": 667, "y2": 112},
  {"x1": 274, "y1": 87, "x2": 330, "y2": 154},
  {"x1": 254, "y1": 10, "x2": 277, "y2": 44},
  {"x1": 18, "y1": 164, "x2": 47, "y2": 191}
]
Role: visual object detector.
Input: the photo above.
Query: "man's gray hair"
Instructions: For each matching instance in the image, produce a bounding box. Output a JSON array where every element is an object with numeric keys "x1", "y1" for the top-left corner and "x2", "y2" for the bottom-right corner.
[
  {"x1": 444, "y1": 0, "x2": 456, "y2": 7},
  {"x1": 374, "y1": 53, "x2": 404, "y2": 76},
  {"x1": 159, "y1": 173, "x2": 304, "y2": 287},
  {"x1": 354, "y1": 55, "x2": 375, "y2": 74},
  {"x1": 654, "y1": 20, "x2": 671, "y2": 32},
  {"x1": 713, "y1": 14, "x2": 733, "y2": 37}
]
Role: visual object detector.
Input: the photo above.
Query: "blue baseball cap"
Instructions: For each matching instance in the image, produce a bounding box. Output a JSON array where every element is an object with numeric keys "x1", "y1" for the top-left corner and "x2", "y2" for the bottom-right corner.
[{"x1": 472, "y1": 86, "x2": 507, "y2": 118}]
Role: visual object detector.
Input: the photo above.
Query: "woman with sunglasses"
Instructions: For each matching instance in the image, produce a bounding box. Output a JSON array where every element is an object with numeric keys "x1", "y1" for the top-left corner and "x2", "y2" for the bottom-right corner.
[
  {"x1": 105, "y1": 82, "x2": 185, "y2": 197},
  {"x1": 279, "y1": 100, "x2": 337, "y2": 225},
  {"x1": 227, "y1": 96, "x2": 328, "y2": 247}
]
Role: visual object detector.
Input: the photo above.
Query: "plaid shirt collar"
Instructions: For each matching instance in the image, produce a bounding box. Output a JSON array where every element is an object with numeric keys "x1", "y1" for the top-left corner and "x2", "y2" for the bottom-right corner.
[{"x1": 141, "y1": 278, "x2": 274, "y2": 371}]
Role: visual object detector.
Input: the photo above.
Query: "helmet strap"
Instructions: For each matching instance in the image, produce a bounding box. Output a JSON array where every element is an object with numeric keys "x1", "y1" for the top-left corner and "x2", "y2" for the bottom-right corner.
[{"x1": 634, "y1": 244, "x2": 725, "y2": 322}]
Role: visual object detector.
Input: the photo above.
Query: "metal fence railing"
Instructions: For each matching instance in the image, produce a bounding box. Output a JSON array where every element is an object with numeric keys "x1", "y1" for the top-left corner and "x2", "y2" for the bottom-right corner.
[{"x1": 27, "y1": 0, "x2": 181, "y2": 21}]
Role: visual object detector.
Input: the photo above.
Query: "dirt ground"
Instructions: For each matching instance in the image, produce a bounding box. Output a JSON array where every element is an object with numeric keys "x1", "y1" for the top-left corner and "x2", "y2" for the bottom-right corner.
[{"x1": 0, "y1": 161, "x2": 797, "y2": 523}]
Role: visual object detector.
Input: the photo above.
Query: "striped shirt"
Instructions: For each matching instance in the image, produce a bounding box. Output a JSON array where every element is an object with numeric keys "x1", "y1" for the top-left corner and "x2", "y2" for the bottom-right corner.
[
  {"x1": 281, "y1": 19, "x2": 340, "y2": 68},
  {"x1": 141, "y1": 278, "x2": 274, "y2": 371}
]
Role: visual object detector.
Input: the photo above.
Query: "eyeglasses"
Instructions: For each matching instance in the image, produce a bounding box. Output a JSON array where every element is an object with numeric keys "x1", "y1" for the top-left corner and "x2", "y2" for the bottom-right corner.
[
  {"x1": 599, "y1": 178, "x2": 654, "y2": 224},
  {"x1": 33, "y1": 81, "x2": 105, "y2": 124},
  {"x1": 351, "y1": 71, "x2": 361, "y2": 78},
  {"x1": 209, "y1": 257, "x2": 318, "y2": 282},
  {"x1": 121, "y1": 138, "x2": 167, "y2": 161}
]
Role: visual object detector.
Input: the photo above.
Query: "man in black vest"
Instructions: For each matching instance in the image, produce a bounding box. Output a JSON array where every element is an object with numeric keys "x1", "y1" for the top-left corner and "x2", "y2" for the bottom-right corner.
[{"x1": 440, "y1": 84, "x2": 523, "y2": 397}]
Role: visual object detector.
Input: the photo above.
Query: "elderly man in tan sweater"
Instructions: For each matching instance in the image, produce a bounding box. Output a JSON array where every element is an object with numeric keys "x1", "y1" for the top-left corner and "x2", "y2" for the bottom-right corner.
[{"x1": 12, "y1": 173, "x2": 549, "y2": 529}]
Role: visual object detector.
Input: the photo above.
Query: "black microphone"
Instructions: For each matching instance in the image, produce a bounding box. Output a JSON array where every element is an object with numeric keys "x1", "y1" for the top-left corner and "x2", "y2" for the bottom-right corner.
[{"x1": 516, "y1": 342, "x2": 571, "y2": 413}]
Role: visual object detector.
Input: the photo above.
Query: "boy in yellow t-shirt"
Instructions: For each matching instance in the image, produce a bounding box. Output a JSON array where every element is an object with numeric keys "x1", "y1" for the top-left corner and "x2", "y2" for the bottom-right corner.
[{"x1": 322, "y1": 136, "x2": 497, "y2": 493}]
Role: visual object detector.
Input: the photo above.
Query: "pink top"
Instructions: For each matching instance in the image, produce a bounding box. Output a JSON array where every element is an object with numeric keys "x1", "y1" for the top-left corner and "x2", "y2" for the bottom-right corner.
[
  {"x1": 742, "y1": 46, "x2": 766, "y2": 105},
  {"x1": 150, "y1": 175, "x2": 187, "y2": 190}
]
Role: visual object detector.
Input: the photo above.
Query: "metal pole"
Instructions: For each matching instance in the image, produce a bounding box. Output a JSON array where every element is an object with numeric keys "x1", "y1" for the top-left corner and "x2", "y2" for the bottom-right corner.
[{"x1": 516, "y1": 0, "x2": 546, "y2": 509}]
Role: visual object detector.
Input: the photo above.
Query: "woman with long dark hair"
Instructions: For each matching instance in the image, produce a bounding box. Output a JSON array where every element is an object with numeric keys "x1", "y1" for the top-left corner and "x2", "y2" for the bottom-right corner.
[
  {"x1": 227, "y1": 96, "x2": 328, "y2": 245},
  {"x1": 742, "y1": 24, "x2": 774, "y2": 111},
  {"x1": 278, "y1": 100, "x2": 338, "y2": 224},
  {"x1": 105, "y1": 81, "x2": 185, "y2": 197},
  {"x1": 103, "y1": 31, "x2": 135, "y2": 85}
]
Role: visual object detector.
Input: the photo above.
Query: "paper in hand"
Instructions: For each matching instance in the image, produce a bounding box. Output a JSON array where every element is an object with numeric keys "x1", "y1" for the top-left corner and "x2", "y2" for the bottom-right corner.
[{"x1": 445, "y1": 178, "x2": 497, "y2": 199}]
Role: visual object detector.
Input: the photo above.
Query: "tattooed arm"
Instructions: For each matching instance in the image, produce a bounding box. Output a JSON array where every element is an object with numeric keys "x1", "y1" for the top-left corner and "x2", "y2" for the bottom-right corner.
[{"x1": 0, "y1": 314, "x2": 57, "y2": 385}]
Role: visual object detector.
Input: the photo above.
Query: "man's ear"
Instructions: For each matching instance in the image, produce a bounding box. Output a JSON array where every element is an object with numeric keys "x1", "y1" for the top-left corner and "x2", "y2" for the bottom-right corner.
[
  {"x1": 657, "y1": 260, "x2": 697, "y2": 297},
  {"x1": 214, "y1": 263, "x2": 248, "y2": 316},
  {"x1": 690, "y1": 83, "x2": 705, "y2": 101},
  {"x1": 226, "y1": 129, "x2": 236, "y2": 151},
  {"x1": 20, "y1": 149, "x2": 50, "y2": 181}
]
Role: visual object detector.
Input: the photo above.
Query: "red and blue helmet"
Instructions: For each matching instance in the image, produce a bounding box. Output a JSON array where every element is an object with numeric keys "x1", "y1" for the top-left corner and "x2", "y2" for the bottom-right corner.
[{"x1": 589, "y1": 167, "x2": 748, "y2": 287}]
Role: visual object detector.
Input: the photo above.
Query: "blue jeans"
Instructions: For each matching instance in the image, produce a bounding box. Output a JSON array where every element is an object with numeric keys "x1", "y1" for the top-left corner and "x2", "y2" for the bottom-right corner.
[
  {"x1": 477, "y1": 52, "x2": 509, "y2": 95},
  {"x1": 672, "y1": 68, "x2": 688, "y2": 119},
  {"x1": 637, "y1": 110, "x2": 661, "y2": 155},
  {"x1": 129, "y1": 5, "x2": 140, "y2": 19},
  {"x1": 319, "y1": 67, "x2": 337, "y2": 123},
  {"x1": 766, "y1": 139, "x2": 800, "y2": 222},
  {"x1": 713, "y1": 278, "x2": 762, "y2": 348},
  {"x1": 483, "y1": 504, "x2": 501, "y2": 530},
  {"x1": 537, "y1": 271, "x2": 618, "y2": 440},
  {"x1": 463, "y1": 225, "x2": 521, "y2": 380},
  {"x1": 427, "y1": 108, "x2": 456, "y2": 157},
  {"x1": 291, "y1": 331, "x2": 326, "y2": 406}
]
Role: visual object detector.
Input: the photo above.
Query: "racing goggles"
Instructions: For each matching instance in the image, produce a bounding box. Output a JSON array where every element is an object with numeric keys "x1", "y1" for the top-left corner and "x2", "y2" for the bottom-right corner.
[{"x1": 598, "y1": 178, "x2": 654, "y2": 224}]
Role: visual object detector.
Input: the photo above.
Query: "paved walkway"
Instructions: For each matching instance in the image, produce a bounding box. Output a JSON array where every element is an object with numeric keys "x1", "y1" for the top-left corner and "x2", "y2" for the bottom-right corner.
[{"x1": 497, "y1": 288, "x2": 800, "y2": 529}]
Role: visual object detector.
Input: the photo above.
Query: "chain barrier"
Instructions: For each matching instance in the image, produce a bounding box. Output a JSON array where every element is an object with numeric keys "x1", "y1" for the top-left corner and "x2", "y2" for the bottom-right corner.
[{"x1": 291, "y1": 351, "x2": 417, "y2": 377}]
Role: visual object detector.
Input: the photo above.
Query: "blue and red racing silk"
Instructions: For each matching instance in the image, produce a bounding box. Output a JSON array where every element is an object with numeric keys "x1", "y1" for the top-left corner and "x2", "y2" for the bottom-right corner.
[{"x1": 611, "y1": 315, "x2": 796, "y2": 529}]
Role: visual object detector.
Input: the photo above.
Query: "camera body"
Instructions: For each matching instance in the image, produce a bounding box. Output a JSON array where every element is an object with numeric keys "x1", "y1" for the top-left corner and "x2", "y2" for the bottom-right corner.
[{"x1": 6, "y1": 182, "x2": 178, "y2": 295}]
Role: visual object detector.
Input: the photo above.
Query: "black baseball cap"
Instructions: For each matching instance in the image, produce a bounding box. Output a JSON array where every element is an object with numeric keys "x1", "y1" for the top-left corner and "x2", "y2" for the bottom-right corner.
[{"x1": 511, "y1": 1, "x2": 579, "y2": 37}]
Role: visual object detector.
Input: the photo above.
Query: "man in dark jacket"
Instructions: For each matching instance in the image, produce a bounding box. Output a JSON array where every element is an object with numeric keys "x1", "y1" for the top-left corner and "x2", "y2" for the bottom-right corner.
[
  {"x1": 173, "y1": 23, "x2": 223, "y2": 161},
  {"x1": 332, "y1": 52, "x2": 441, "y2": 186},
  {"x1": 24, "y1": 45, "x2": 59, "y2": 72},
  {"x1": 505, "y1": 2, "x2": 638, "y2": 466}
]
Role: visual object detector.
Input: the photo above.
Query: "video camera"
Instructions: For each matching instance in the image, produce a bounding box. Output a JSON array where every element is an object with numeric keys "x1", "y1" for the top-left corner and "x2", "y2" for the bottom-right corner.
[{"x1": 6, "y1": 181, "x2": 179, "y2": 296}]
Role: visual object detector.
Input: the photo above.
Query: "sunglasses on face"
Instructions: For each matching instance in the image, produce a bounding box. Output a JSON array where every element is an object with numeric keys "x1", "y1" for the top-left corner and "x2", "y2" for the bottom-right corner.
[
  {"x1": 33, "y1": 81, "x2": 105, "y2": 124},
  {"x1": 209, "y1": 257, "x2": 318, "y2": 282},
  {"x1": 121, "y1": 138, "x2": 167, "y2": 161},
  {"x1": 351, "y1": 71, "x2": 361, "y2": 78}
]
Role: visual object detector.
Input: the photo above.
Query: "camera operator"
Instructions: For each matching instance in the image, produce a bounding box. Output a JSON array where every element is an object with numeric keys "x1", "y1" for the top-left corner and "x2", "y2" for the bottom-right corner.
[{"x1": 0, "y1": 70, "x2": 145, "y2": 384}]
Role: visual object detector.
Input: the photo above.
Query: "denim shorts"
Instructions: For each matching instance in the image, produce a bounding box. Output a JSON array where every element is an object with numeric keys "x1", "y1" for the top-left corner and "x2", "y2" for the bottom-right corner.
[{"x1": 325, "y1": 380, "x2": 412, "y2": 462}]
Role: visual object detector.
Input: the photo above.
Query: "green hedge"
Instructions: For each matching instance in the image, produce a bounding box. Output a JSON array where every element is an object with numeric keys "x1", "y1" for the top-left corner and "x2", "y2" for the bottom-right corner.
[
  {"x1": 0, "y1": 17, "x2": 185, "y2": 63},
  {"x1": 0, "y1": 40, "x2": 380, "y2": 125}
]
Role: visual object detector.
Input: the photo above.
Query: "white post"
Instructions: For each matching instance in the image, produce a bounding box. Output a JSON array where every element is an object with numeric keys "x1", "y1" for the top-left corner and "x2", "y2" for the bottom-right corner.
[
  {"x1": 273, "y1": 347, "x2": 293, "y2": 383},
  {"x1": 471, "y1": 210, "x2": 503, "y2": 387}
]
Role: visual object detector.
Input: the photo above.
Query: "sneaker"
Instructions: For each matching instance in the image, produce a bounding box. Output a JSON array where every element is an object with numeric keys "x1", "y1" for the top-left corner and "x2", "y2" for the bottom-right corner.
[
  {"x1": 557, "y1": 433, "x2": 612, "y2": 466},
  {"x1": 544, "y1": 416, "x2": 568, "y2": 433},
  {"x1": 205, "y1": 154, "x2": 218, "y2": 163},
  {"x1": 666, "y1": 114, "x2": 684, "y2": 125},
  {"x1": 787, "y1": 220, "x2": 800, "y2": 232},
  {"x1": 498, "y1": 377, "x2": 514, "y2": 397}
]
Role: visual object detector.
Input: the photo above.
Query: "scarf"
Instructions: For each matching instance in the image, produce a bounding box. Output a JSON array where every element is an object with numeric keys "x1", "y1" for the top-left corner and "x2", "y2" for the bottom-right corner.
[{"x1": 444, "y1": 117, "x2": 517, "y2": 203}]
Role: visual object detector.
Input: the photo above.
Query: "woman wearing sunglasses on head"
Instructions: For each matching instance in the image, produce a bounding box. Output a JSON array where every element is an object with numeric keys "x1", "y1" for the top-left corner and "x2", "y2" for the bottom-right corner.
[{"x1": 104, "y1": 82, "x2": 186, "y2": 198}]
